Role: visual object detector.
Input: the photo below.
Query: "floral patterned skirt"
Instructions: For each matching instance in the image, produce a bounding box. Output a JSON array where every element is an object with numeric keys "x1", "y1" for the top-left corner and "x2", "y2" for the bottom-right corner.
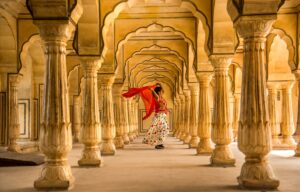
[{"x1": 143, "y1": 112, "x2": 169, "y2": 146}]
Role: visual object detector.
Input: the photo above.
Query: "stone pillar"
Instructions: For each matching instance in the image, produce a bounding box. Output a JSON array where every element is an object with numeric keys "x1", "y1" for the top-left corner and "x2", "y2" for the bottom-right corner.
[
  {"x1": 133, "y1": 100, "x2": 139, "y2": 138},
  {"x1": 234, "y1": 15, "x2": 279, "y2": 189},
  {"x1": 210, "y1": 55, "x2": 235, "y2": 166},
  {"x1": 174, "y1": 97, "x2": 181, "y2": 138},
  {"x1": 232, "y1": 93, "x2": 241, "y2": 142},
  {"x1": 183, "y1": 90, "x2": 191, "y2": 144},
  {"x1": 127, "y1": 98, "x2": 134, "y2": 142},
  {"x1": 122, "y1": 97, "x2": 130, "y2": 144},
  {"x1": 7, "y1": 74, "x2": 22, "y2": 152},
  {"x1": 99, "y1": 74, "x2": 116, "y2": 156},
  {"x1": 188, "y1": 83, "x2": 200, "y2": 148},
  {"x1": 179, "y1": 95, "x2": 186, "y2": 141},
  {"x1": 33, "y1": 21, "x2": 75, "y2": 190},
  {"x1": 72, "y1": 95, "x2": 81, "y2": 143},
  {"x1": 267, "y1": 82, "x2": 281, "y2": 147},
  {"x1": 294, "y1": 73, "x2": 300, "y2": 156},
  {"x1": 113, "y1": 84, "x2": 125, "y2": 149},
  {"x1": 196, "y1": 73, "x2": 213, "y2": 155},
  {"x1": 281, "y1": 81, "x2": 296, "y2": 148},
  {"x1": 172, "y1": 100, "x2": 178, "y2": 136},
  {"x1": 294, "y1": 73, "x2": 300, "y2": 137},
  {"x1": 78, "y1": 57, "x2": 102, "y2": 166}
]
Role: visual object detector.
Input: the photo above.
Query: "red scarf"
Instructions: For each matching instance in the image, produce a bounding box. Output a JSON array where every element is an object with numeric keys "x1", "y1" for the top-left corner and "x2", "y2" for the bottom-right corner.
[{"x1": 122, "y1": 85, "x2": 156, "y2": 120}]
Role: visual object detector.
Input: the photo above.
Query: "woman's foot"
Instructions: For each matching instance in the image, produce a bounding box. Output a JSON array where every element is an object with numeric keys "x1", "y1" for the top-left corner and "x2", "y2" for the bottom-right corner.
[{"x1": 155, "y1": 144, "x2": 165, "y2": 149}]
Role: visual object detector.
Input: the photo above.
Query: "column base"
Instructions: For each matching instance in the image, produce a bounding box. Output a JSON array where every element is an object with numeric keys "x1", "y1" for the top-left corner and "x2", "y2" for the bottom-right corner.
[
  {"x1": 73, "y1": 136, "x2": 80, "y2": 144},
  {"x1": 279, "y1": 136, "x2": 297, "y2": 149},
  {"x1": 114, "y1": 136, "x2": 125, "y2": 149},
  {"x1": 197, "y1": 138, "x2": 213, "y2": 155},
  {"x1": 189, "y1": 136, "x2": 200, "y2": 148},
  {"x1": 128, "y1": 133, "x2": 135, "y2": 142},
  {"x1": 175, "y1": 131, "x2": 181, "y2": 138},
  {"x1": 238, "y1": 157, "x2": 279, "y2": 190},
  {"x1": 78, "y1": 146, "x2": 102, "y2": 167},
  {"x1": 101, "y1": 140, "x2": 116, "y2": 156},
  {"x1": 34, "y1": 162, "x2": 74, "y2": 190},
  {"x1": 294, "y1": 143, "x2": 300, "y2": 156},
  {"x1": 7, "y1": 143, "x2": 21, "y2": 152},
  {"x1": 271, "y1": 137, "x2": 281, "y2": 149},
  {"x1": 183, "y1": 135, "x2": 191, "y2": 144},
  {"x1": 179, "y1": 133, "x2": 186, "y2": 141},
  {"x1": 123, "y1": 134, "x2": 130, "y2": 145},
  {"x1": 210, "y1": 144, "x2": 235, "y2": 167}
]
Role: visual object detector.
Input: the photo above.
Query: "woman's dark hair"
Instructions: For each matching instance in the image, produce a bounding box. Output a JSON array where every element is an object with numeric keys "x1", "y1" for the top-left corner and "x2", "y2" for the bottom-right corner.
[{"x1": 154, "y1": 83, "x2": 163, "y2": 94}]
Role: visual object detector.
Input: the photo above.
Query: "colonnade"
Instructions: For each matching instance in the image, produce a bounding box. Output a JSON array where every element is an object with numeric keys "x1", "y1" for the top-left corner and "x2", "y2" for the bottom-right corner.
[{"x1": 5, "y1": 0, "x2": 300, "y2": 191}]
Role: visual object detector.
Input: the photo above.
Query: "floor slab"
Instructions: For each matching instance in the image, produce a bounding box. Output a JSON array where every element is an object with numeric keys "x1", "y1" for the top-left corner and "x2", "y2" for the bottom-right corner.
[{"x1": 0, "y1": 136, "x2": 299, "y2": 192}]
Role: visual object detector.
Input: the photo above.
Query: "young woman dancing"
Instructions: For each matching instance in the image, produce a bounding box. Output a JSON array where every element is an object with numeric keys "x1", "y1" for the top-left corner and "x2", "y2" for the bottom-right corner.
[{"x1": 122, "y1": 83, "x2": 169, "y2": 149}]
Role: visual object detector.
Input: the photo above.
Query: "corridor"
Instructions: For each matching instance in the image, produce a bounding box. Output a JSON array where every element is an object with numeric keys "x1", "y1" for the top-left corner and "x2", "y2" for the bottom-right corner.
[{"x1": 1, "y1": 136, "x2": 299, "y2": 192}]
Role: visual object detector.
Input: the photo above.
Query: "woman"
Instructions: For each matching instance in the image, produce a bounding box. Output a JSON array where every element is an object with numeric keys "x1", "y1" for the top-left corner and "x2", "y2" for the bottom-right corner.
[{"x1": 122, "y1": 83, "x2": 169, "y2": 149}]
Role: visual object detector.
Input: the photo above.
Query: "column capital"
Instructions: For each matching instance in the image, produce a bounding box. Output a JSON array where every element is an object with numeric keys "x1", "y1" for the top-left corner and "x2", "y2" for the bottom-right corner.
[
  {"x1": 183, "y1": 89, "x2": 191, "y2": 97},
  {"x1": 9, "y1": 74, "x2": 22, "y2": 85},
  {"x1": 80, "y1": 57, "x2": 101, "y2": 72},
  {"x1": 267, "y1": 81, "x2": 280, "y2": 90},
  {"x1": 188, "y1": 83, "x2": 199, "y2": 94},
  {"x1": 34, "y1": 20, "x2": 74, "y2": 42},
  {"x1": 234, "y1": 15, "x2": 276, "y2": 39},
  {"x1": 73, "y1": 95, "x2": 81, "y2": 105},
  {"x1": 98, "y1": 74, "x2": 115, "y2": 86},
  {"x1": 280, "y1": 81, "x2": 295, "y2": 90},
  {"x1": 210, "y1": 54, "x2": 233, "y2": 69}
]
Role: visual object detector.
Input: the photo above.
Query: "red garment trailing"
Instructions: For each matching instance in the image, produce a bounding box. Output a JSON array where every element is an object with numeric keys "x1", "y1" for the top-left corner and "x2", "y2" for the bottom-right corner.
[{"x1": 122, "y1": 85, "x2": 156, "y2": 120}]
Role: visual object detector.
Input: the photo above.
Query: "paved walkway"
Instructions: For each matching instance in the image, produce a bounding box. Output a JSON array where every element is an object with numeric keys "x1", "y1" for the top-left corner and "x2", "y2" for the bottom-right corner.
[{"x1": 0, "y1": 136, "x2": 299, "y2": 192}]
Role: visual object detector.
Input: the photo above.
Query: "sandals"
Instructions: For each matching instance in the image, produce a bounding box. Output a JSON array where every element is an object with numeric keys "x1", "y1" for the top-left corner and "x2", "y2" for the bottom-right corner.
[{"x1": 155, "y1": 144, "x2": 165, "y2": 149}]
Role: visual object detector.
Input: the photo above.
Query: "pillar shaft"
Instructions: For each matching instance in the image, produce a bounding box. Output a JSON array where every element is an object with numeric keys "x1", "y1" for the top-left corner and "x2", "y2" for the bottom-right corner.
[
  {"x1": 232, "y1": 93, "x2": 241, "y2": 142},
  {"x1": 183, "y1": 90, "x2": 191, "y2": 144},
  {"x1": 281, "y1": 82, "x2": 296, "y2": 148},
  {"x1": 113, "y1": 84, "x2": 125, "y2": 149},
  {"x1": 33, "y1": 21, "x2": 74, "y2": 190},
  {"x1": 210, "y1": 55, "x2": 235, "y2": 166},
  {"x1": 197, "y1": 74, "x2": 213, "y2": 155},
  {"x1": 7, "y1": 74, "x2": 21, "y2": 152},
  {"x1": 179, "y1": 95, "x2": 186, "y2": 141},
  {"x1": 99, "y1": 74, "x2": 116, "y2": 155},
  {"x1": 188, "y1": 84, "x2": 200, "y2": 148},
  {"x1": 122, "y1": 97, "x2": 130, "y2": 144},
  {"x1": 235, "y1": 15, "x2": 279, "y2": 189},
  {"x1": 78, "y1": 57, "x2": 102, "y2": 166},
  {"x1": 127, "y1": 98, "x2": 135, "y2": 141},
  {"x1": 72, "y1": 95, "x2": 81, "y2": 143},
  {"x1": 267, "y1": 83, "x2": 281, "y2": 147}
]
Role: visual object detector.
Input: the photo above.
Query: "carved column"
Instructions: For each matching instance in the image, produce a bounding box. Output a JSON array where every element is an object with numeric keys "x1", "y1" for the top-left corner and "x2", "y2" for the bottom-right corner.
[
  {"x1": 234, "y1": 15, "x2": 279, "y2": 189},
  {"x1": 188, "y1": 84, "x2": 200, "y2": 148},
  {"x1": 133, "y1": 100, "x2": 139, "y2": 138},
  {"x1": 33, "y1": 21, "x2": 75, "y2": 190},
  {"x1": 232, "y1": 93, "x2": 241, "y2": 142},
  {"x1": 267, "y1": 82, "x2": 281, "y2": 147},
  {"x1": 174, "y1": 97, "x2": 181, "y2": 138},
  {"x1": 113, "y1": 84, "x2": 125, "y2": 149},
  {"x1": 7, "y1": 74, "x2": 22, "y2": 152},
  {"x1": 78, "y1": 57, "x2": 102, "y2": 166},
  {"x1": 122, "y1": 96, "x2": 130, "y2": 144},
  {"x1": 294, "y1": 73, "x2": 300, "y2": 137},
  {"x1": 210, "y1": 55, "x2": 235, "y2": 166},
  {"x1": 281, "y1": 81, "x2": 296, "y2": 148},
  {"x1": 99, "y1": 74, "x2": 116, "y2": 155},
  {"x1": 72, "y1": 95, "x2": 81, "y2": 143},
  {"x1": 197, "y1": 73, "x2": 213, "y2": 155},
  {"x1": 294, "y1": 72, "x2": 300, "y2": 156},
  {"x1": 179, "y1": 95, "x2": 186, "y2": 141},
  {"x1": 183, "y1": 90, "x2": 191, "y2": 144},
  {"x1": 127, "y1": 98, "x2": 134, "y2": 142}
]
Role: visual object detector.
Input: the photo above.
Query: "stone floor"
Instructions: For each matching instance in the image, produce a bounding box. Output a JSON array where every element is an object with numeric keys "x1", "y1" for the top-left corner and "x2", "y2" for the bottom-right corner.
[{"x1": 0, "y1": 136, "x2": 299, "y2": 192}]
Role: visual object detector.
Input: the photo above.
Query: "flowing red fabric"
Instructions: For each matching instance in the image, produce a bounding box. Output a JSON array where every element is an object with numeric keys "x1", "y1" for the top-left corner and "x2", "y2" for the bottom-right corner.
[{"x1": 122, "y1": 85, "x2": 156, "y2": 120}]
